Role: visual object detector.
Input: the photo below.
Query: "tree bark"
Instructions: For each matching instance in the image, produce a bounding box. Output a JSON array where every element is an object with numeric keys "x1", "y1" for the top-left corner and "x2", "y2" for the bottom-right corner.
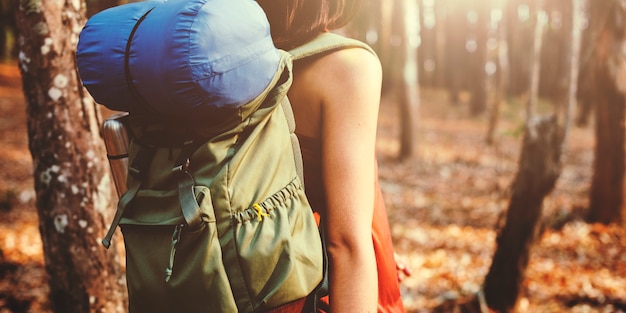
[
  {"x1": 483, "y1": 116, "x2": 562, "y2": 313},
  {"x1": 15, "y1": 0, "x2": 127, "y2": 312},
  {"x1": 587, "y1": 1, "x2": 626, "y2": 224}
]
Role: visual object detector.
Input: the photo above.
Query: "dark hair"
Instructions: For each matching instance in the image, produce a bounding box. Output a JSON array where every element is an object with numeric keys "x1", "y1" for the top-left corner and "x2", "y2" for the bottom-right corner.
[{"x1": 257, "y1": 0, "x2": 362, "y2": 50}]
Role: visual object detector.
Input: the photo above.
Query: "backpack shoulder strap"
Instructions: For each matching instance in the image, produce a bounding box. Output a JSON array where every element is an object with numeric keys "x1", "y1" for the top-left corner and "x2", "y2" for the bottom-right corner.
[{"x1": 288, "y1": 32, "x2": 376, "y2": 61}]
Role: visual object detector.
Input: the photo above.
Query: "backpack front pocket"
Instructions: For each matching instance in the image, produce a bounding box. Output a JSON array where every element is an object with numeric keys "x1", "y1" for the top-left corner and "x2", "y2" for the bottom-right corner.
[{"x1": 120, "y1": 185, "x2": 238, "y2": 313}]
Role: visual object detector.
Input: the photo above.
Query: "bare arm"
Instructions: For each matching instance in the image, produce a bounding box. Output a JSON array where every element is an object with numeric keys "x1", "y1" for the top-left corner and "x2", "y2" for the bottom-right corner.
[{"x1": 319, "y1": 47, "x2": 382, "y2": 313}]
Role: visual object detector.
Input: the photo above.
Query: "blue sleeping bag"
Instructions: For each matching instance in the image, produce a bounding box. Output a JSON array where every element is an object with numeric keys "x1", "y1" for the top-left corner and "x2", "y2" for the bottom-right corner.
[{"x1": 76, "y1": 0, "x2": 280, "y2": 121}]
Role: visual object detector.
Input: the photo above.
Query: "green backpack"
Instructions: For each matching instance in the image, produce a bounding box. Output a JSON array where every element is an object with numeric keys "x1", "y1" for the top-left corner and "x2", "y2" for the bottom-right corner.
[{"x1": 100, "y1": 32, "x2": 375, "y2": 313}]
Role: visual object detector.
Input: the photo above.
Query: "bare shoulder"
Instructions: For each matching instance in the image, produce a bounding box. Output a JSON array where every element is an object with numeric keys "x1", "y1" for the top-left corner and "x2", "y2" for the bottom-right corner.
[
  {"x1": 307, "y1": 47, "x2": 382, "y2": 109},
  {"x1": 315, "y1": 47, "x2": 382, "y2": 86},
  {"x1": 288, "y1": 46, "x2": 382, "y2": 138},
  {"x1": 290, "y1": 46, "x2": 382, "y2": 108},
  {"x1": 289, "y1": 44, "x2": 382, "y2": 145}
]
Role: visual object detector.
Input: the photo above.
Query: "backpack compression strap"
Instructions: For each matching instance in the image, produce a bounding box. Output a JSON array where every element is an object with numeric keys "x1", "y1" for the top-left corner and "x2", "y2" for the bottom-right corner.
[
  {"x1": 173, "y1": 140, "x2": 209, "y2": 230},
  {"x1": 101, "y1": 139, "x2": 206, "y2": 249},
  {"x1": 123, "y1": 7, "x2": 160, "y2": 116},
  {"x1": 280, "y1": 95, "x2": 305, "y2": 186}
]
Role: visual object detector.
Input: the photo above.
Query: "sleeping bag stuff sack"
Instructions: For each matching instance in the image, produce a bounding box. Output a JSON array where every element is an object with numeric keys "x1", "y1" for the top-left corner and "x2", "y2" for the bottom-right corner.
[
  {"x1": 76, "y1": 0, "x2": 280, "y2": 123},
  {"x1": 76, "y1": 0, "x2": 325, "y2": 312}
]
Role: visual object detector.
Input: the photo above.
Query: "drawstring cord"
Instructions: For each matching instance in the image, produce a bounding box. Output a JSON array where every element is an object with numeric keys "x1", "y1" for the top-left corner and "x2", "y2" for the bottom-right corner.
[
  {"x1": 165, "y1": 224, "x2": 184, "y2": 282},
  {"x1": 253, "y1": 203, "x2": 270, "y2": 222}
]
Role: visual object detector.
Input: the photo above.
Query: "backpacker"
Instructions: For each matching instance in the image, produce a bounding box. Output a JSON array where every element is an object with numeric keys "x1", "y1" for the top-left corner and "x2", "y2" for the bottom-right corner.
[{"x1": 77, "y1": 0, "x2": 375, "y2": 311}]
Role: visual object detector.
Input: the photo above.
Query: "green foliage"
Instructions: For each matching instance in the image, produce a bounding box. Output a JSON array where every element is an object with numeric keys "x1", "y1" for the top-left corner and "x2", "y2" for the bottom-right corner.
[
  {"x1": 501, "y1": 122, "x2": 526, "y2": 139},
  {"x1": 497, "y1": 95, "x2": 559, "y2": 139}
]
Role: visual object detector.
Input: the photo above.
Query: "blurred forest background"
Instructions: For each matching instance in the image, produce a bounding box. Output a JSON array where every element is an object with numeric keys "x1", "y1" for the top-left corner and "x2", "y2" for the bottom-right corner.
[{"x1": 2, "y1": 0, "x2": 626, "y2": 312}]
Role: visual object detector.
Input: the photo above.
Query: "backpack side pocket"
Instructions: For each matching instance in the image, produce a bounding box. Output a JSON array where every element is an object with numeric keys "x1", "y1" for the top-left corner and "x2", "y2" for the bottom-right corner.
[{"x1": 227, "y1": 178, "x2": 323, "y2": 310}]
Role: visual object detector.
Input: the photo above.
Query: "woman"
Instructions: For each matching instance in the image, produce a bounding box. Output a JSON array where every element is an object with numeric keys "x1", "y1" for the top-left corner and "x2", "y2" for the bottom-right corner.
[{"x1": 257, "y1": 1, "x2": 408, "y2": 312}]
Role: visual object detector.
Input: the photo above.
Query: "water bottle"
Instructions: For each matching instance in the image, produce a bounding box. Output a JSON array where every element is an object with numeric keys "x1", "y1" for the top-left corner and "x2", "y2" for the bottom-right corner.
[{"x1": 102, "y1": 112, "x2": 130, "y2": 197}]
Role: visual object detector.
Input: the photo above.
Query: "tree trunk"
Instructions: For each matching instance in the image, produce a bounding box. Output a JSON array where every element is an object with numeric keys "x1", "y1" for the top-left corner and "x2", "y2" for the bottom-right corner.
[
  {"x1": 15, "y1": 0, "x2": 127, "y2": 312},
  {"x1": 506, "y1": 0, "x2": 532, "y2": 96},
  {"x1": 526, "y1": 3, "x2": 547, "y2": 123},
  {"x1": 393, "y1": 0, "x2": 421, "y2": 160},
  {"x1": 587, "y1": 1, "x2": 626, "y2": 224},
  {"x1": 483, "y1": 116, "x2": 562, "y2": 313},
  {"x1": 538, "y1": 2, "x2": 569, "y2": 104},
  {"x1": 561, "y1": 0, "x2": 584, "y2": 150},
  {"x1": 417, "y1": 0, "x2": 434, "y2": 86},
  {"x1": 486, "y1": 0, "x2": 510, "y2": 145},
  {"x1": 433, "y1": 0, "x2": 447, "y2": 88},
  {"x1": 469, "y1": 2, "x2": 489, "y2": 116},
  {"x1": 575, "y1": 5, "x2": 595, "y2": 128},
  {"x1": 482, "y1": 1, "x2": 570, "y2": 310},
  {"x1": 474, "y1": 3, "x2": 582, "y2": 311},
  {"x1": 445, "y1": 2, "x2": 467, "y2": 106}
]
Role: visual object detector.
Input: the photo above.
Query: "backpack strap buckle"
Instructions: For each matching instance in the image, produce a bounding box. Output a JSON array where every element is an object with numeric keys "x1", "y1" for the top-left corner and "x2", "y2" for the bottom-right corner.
[{"x1": 171, "y1": 157, "x2": 190, "y2": 174}]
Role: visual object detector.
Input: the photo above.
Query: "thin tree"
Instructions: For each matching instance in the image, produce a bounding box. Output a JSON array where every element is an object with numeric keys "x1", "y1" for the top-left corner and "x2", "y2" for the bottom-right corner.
[
  {"x1": 486, "y1": 0, "x2": 510, "y2": 145},
  {"x1": 562, "y1": 0, "x2": 584, "y2": 150},
  {"x1": 469, "y1": 1, "x2": 490, "y2": 116},
  {"x1": 394, "y1": 0, "x2": 421, "y2": 160},
  {"x1": 505, "y1": 0, "x2": 533, "y2": 97},
  {"x1": 14, "y1": 0, "x2": 127, "y2": 311},
  {"x1": 525, "y1": 5, "x2": 547, "y2": 124},
  {"x1": 433, "y1": 0, "x2": 447, "y2": 88},
  {"x1": 445, "y1": 1, "x2": 468, "y2": 106}
]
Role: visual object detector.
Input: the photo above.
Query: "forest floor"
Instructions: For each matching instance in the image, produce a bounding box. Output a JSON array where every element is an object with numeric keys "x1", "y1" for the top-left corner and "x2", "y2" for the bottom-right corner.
[{"x1": 1, "y1": 61, "x2": 626, "y2": 313}]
